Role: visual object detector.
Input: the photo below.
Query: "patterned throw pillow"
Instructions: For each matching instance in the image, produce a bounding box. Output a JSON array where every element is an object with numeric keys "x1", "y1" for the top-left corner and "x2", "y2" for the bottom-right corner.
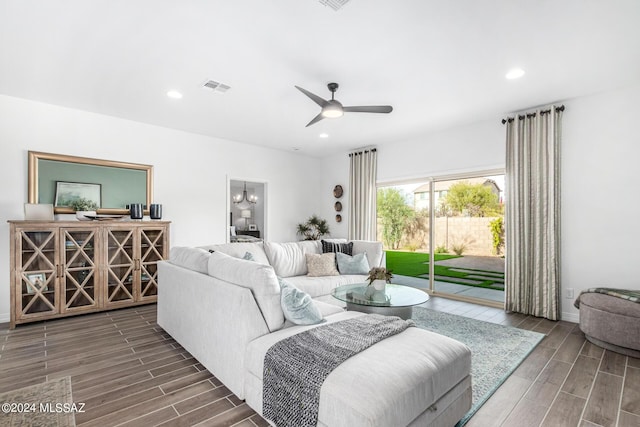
[
  {"x1": 321, "y1": 240, "x2": 353, "y2": 256},
  {"x1": 336, "y1": 252, "x2": 370, "y2": 275},
  {"x1": 279, "y1": 278, "x2": 324, "y2": 325},
  {"x1": 305, "y1": 253, "x2": 340, "y2": 277}
]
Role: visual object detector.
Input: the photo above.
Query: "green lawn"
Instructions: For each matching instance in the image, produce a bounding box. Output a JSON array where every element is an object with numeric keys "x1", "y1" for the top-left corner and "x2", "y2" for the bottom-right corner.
[{"x1": 385, "y1": 250, "x2": 504, "y2": 290}]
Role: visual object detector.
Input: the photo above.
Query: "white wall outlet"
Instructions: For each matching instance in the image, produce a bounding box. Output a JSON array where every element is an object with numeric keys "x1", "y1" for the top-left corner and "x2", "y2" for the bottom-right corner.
[{"x1": 566, "y1": 288, "x2": 574, "y2": 299}]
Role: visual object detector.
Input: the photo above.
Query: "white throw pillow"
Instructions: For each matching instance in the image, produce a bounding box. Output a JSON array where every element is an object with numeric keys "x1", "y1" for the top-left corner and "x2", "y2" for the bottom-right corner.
[{"x1": 305, "y1": 253, "x2": 340, "y2": 277}]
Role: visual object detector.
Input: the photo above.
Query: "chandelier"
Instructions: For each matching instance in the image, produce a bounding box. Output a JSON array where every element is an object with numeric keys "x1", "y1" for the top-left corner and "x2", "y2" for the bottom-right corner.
[{"x1": 233, "y1": 182, "x2": 257, "y2": 210}]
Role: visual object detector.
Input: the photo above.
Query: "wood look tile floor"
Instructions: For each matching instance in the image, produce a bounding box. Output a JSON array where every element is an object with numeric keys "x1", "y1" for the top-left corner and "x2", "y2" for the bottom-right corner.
[{"x1": 1, "y1": 299, "x2": 638, "y2": 427}]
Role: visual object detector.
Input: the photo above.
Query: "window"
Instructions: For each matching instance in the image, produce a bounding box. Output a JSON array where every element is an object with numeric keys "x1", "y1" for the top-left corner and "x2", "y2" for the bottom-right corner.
[{"x1": 377, "y1": 171, "x2": 505, "y2": 304}]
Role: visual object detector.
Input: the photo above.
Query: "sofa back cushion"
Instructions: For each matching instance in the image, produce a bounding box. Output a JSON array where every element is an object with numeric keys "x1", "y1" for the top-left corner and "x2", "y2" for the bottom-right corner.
[
  {"x1": 264, "y1": 241, "x2": 321, "y2": 277},
  {"x1": 200, "y1": 242, "x2": 270, "y2": 265},
  {"x1": 207, "y1": 251, "x2": 284, "y2": 332},
  {"x1": 169, "y1": 247, "x2": 211, "y2": 274},
  {"x1": 352, "y1": 240, "x2": 384, "y2": 268}
]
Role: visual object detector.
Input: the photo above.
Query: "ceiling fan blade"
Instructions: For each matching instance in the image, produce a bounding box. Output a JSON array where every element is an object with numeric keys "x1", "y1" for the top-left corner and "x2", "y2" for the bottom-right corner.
[
  {"x1": 305, "y1": 113, "x2": 325, "y2": 127},
  {"x1": 343, "y1": 105, "x2": 393, "y2": 114},
  {"x1": 295, "y1": 86, "x2": 328, "y2": 107}
]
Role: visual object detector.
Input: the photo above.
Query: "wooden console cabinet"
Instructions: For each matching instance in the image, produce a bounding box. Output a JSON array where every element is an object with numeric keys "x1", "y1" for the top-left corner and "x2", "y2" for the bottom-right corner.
[{"x1": 8, "y1": 220, "x2": 170, "y2": 328}]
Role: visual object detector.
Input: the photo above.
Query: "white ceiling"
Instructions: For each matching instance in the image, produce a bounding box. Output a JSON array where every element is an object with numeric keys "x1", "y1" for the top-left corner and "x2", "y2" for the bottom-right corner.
[{"x1": 2, "y1": 0, "x2": 639, "y2": 157}]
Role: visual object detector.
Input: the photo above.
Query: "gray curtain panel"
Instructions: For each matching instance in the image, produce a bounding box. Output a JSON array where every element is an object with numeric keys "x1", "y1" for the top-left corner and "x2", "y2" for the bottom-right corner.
[
  {"x1": 348, "y1": 148, "x2": 377, "y2": 241},
  {"x1": 505, "y1": 107, "x2": 563, "y2": 320}
]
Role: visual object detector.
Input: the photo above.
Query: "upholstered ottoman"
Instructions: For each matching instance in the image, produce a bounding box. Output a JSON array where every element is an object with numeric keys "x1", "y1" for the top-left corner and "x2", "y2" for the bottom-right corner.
[
  {"x1": 577, "y1": 291, "x2": 640, "y2": 358},
  {"x1": 244, "y1": 311, "x2": 473, "y2": 427}
]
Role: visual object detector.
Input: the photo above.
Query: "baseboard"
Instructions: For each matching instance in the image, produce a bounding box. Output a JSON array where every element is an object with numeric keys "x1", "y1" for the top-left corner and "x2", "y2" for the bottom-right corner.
[
  {"x1": 0, "y1": 312, "x2": 9, "y2": 324},
  {"x1": 561, "y1": 311, "x2": 579, "y2": 323}
]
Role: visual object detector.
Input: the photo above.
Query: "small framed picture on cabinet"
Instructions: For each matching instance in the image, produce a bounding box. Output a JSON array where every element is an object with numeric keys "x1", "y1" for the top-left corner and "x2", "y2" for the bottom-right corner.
[{"x1": 25, "y1": 272, "x2": 47, "y2": 294}]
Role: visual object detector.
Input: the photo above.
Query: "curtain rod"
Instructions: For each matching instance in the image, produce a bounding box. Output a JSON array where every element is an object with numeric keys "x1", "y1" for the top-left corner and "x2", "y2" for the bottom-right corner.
[
  {"x1": 349, "y1": 148, "x2": 377, "y2": 157},
  {"x1": 501, "y1": 105, "x2": 564, "y2": 124}
]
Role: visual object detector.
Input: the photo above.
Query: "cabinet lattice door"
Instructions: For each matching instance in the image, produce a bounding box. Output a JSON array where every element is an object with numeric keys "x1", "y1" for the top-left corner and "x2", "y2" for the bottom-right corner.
[
  {"x1": 139, "y1": 228, "x2": 165, "y2": 300},
  {"x1": 61, "y1": 228, "x2": 98, "y2": 311},
  {"x1": 106, "y1": 228, "x2": 136, "y2": 305},
  {"x1": 17, "y1": 229, "x2": 58, "y2": 319}
]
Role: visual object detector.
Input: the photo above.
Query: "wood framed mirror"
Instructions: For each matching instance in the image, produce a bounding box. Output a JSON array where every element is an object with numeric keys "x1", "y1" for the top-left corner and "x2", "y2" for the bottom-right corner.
[{"x1": 28, "y1": 151, "x2": 153, "y2": 214}]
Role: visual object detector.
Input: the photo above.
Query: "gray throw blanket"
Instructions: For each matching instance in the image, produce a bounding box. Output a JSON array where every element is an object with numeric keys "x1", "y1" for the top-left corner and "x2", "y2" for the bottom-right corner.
[
  {"x1": 574, "y1": 287, "x2": 640, "y2": 309},
  {"x1": 263, "y1": 314, "x2": 414, "y2": 427}
]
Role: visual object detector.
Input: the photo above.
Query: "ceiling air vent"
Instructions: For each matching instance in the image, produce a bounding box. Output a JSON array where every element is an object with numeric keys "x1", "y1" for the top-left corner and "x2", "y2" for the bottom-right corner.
[
  {"x1": 318, "y1": 0, "x2": 351, "y2": 11},
  {"x1": 202, "y1": 80, "x2": 231, "y2": 93}
]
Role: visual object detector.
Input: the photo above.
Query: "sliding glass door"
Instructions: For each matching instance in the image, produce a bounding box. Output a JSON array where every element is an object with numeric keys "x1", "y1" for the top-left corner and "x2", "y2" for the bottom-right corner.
[{"x1": 377, "y1": 171, "x2": 505, "y2": 304}]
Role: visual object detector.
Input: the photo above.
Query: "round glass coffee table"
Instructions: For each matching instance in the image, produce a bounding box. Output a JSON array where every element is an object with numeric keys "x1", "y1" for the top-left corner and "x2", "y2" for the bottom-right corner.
[{"x1": 332, "y1": 283, "x2": 429, "y2": 320}]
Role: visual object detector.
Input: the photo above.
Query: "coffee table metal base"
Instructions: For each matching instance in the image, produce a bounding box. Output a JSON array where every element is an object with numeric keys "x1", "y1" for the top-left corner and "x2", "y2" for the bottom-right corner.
[{"x1": 346, "y1": 303, "x2": 413, "y2": 320}]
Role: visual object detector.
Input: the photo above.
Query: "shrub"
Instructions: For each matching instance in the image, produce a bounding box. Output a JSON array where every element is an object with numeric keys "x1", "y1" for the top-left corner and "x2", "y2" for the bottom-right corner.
[
  {"x1": 451, "y1": 243, "x2": 466, "y2": 256},
  {"x1": 404, "y1": 243, "x2": 420, "y2": 252},
  {"x1": 489, "y1": 217, "x2": 505, "y2": 255},
  {"x1": 435, "y1": 244, "x2": 449, "y2": 254}
]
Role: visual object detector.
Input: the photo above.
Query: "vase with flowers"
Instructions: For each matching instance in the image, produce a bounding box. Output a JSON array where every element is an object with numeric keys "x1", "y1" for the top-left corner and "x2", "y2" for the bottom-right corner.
[{"x1": 367, "y1": 267, "x2": 393, "y2": 291}]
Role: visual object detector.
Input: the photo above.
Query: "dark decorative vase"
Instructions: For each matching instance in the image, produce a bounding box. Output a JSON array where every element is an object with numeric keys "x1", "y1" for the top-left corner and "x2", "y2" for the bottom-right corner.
[
  {"x1": 150, "y1": 204, "x2": 162, "y2": 220},
  {"x1": 129, "y1": 203, "x2": 143, "y2": 220}
]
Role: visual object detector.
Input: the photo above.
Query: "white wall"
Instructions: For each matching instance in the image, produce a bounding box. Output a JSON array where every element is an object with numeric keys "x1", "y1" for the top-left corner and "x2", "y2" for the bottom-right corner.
[
  {"x1": 0, "y1": 94, "x2": 322, "y2": 323},
  {"x1": 560, "y1": 84, "x2": 640, "y2": 322},
  {"x1": 322, "y1": 83, "x2": 640, "y2": 322}
]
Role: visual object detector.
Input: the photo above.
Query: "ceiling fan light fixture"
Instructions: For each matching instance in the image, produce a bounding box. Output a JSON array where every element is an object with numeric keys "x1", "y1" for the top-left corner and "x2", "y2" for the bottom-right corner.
[{"x1": 321, "y1": 102, "x2": 344, "y2": 118}]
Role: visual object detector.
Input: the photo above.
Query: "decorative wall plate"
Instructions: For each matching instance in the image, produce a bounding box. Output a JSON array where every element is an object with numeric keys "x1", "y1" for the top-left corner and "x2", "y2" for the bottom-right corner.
[
  {"x1": 336, "y1": 214, "x2": 342, "y2": 222},
  {"x1": 334, "y1": 201, "x2": 342, "y2": 212},
  {"x1": 333, "y1": 185, "x2": 343, "y2": 198}
]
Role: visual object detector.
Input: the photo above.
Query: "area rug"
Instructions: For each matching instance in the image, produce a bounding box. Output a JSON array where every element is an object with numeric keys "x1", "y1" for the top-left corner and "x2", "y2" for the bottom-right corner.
[
  {"x1": 411, "y1": 307, "x2": 544, "y2": 426},
  {"x1": 0, "y1": 376, "x2": 76, "y2": 426}
]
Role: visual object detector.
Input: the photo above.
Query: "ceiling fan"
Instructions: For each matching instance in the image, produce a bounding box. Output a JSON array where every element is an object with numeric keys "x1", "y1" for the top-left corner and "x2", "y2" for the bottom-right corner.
[{"x1": 295, "y1": 82, "x2": 393, "y2": 127}]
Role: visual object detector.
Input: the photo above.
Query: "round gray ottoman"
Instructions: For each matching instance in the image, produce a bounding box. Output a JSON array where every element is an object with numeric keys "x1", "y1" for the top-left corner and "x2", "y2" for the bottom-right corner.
[{"x1": 578, "y1": 292, "x2": 640, "y2": 358}]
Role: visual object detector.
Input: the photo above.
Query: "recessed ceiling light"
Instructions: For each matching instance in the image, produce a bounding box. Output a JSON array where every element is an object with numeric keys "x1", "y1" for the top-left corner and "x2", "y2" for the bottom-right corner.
[
  {"x1": 505, "y1": 68, "x2": 525, "y2": 80},
  {"x1": 319, "y1": 133, "x2": 329, "y2": 138},
  {"x1": 166, "y1": 90, "x2": 183, "y2": 99}
]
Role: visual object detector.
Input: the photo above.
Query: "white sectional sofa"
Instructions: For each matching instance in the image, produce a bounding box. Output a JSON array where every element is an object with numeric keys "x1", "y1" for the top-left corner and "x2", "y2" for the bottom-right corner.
[{"x1": 158, "y1": 239, "x2": 472, "y2": 427}]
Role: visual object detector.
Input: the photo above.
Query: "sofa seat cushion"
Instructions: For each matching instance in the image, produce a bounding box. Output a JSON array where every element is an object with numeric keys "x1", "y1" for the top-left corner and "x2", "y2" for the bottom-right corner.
[
  {"x1": 207, "y1": 251, "x2": 284, "y2": 332},
  {"x1": 245, "y1": 311, "x2": 472, "y2": 427},
  {"x1": 284, "y1": 274, "x2": 367, "y2": 298},
  {"x1": 264, "y1": 241, "x2": 321, "y2": 277},
  {"x1": 200, "y1": 242, "x2": 270, "y2": 266}
]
